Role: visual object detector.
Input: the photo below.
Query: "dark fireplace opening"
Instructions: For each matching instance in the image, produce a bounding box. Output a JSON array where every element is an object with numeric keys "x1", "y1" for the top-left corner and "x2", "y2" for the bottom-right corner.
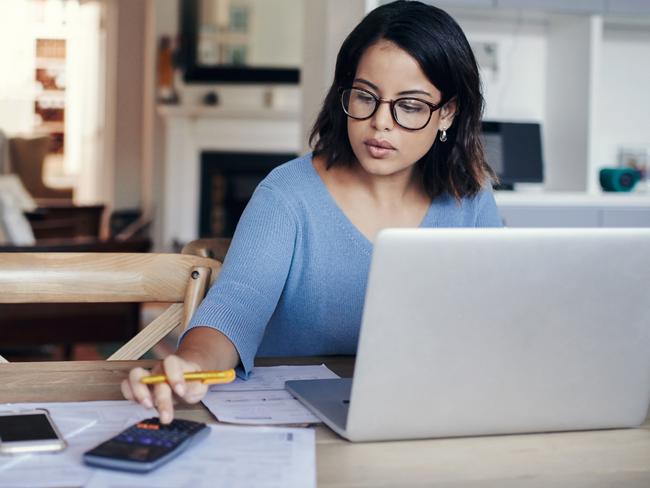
[{"x1": 200, "y1": 151, "x2": 298, "y2": 237}]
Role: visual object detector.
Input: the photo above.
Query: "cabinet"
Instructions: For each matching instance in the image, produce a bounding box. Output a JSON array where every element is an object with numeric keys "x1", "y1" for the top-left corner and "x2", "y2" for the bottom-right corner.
[
  {"x1": 434, "y1": 0, "x2": 496, "y2": 7},
  {"x1": 435, "y1": 0, "x2": 650, "y2": 15},
  {"x1": 496, "y1": 0, "x2": 606, "y2": 14},
  {"x1": 601, "y1": 207, "x2": 650, "y2": 227},
  {"x1": 606, "y1": 0, "x2": 650, "y2": 15},
  {"x1": 495, "y1": 193, "x2": 650, "y2": 227}
]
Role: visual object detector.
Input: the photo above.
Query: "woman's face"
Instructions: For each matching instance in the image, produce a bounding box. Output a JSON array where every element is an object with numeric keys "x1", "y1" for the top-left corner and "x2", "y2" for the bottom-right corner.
[{"x1": 346, "y1": 40, "x2": 456, "y2": 179}]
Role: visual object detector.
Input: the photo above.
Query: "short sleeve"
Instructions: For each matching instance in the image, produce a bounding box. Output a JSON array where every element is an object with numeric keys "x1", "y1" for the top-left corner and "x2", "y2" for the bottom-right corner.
[{"x1": 180, "y1": 184, "x2": 297, "y2": 374}]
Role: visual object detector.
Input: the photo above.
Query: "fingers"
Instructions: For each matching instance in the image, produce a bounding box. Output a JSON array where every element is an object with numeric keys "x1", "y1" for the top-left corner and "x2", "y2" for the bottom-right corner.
[
  {"x1": 120, "y1": 379, "x2": 134, "y2": 401},
  {"x1": 163, "y1": 355, "x2": 191, "y2": 397},
  {"x1": 161, "y1": 356, "x2": 207, "y2": 406},
  {"x1": 153, "y1": 382, "x2": 175, "y2": 424},
  {"x1": 183, "y1": 381, "x2": 209, "y2": 404},
  {"x1": 120, "y1": 355, "x2": 208, "y2": 424},
  {"x1": 126, "y1": 367, "x2": 154, "y2": 409}
]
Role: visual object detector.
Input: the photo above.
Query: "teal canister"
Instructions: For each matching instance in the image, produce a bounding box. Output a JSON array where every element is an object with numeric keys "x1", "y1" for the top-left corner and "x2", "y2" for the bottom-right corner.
[{"x1": 599, "y1": 168, "x2": 641, "y2": 192}]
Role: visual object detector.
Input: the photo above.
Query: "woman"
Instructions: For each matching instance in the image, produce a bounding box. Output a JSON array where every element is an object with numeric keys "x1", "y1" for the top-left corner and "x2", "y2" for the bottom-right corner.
[{"x1": 122, "y1": 0, "x2": 502, "y2": 423}]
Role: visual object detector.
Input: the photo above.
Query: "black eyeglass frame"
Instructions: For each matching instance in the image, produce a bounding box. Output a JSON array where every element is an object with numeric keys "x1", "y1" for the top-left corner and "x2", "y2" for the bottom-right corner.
[{"x1": 340, "y1": 87, "x2": 445, "y2": 130}]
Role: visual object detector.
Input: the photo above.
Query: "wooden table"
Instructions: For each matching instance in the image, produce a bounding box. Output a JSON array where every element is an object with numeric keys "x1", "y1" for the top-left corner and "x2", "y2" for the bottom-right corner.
[{"x1": 2, "y1": 359, "x2": 650, "y2": 487}]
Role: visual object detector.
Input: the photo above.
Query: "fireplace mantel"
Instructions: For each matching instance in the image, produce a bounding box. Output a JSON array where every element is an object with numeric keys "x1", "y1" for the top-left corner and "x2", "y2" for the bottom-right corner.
[
  {"x1": 158, "y1": 105, "x2": 301, "y2": 248},
  {"x1": 157, "y1": 105, "x2": 300, "y2": 121}
]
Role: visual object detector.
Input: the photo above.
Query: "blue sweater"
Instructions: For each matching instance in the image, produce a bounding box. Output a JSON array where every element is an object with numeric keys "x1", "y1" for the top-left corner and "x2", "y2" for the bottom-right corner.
[{"x1": 182, "y1": 153, "x2": 502, "y2": 374}]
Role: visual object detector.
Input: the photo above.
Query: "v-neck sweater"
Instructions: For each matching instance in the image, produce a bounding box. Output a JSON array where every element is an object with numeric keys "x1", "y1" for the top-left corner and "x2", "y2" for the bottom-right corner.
[{"x1": 182, "y1": 153, "x2": 502, "y2": 374}]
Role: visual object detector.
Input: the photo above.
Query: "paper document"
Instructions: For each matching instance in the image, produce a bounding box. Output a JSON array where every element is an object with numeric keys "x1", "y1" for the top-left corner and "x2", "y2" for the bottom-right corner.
[
  {"x1": 215, "y1": 365, "x2": 341, "y2": 391},
  {"x1": 0, "y1": 400, "x2": 151, "y2": 488},
  {"x1": 202, "y1": 365, "x2": 339, "y2": 425},
  {"x1": 0, "y1": 401, "x2": 316, "y2": 488},
  {"x1": 86, "y1": 424, "x2": 316, "y2": 488}
]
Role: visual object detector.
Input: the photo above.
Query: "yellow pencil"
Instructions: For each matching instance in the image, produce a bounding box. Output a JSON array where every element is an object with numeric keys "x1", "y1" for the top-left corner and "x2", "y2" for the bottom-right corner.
[{"x1": 140, "y1": 369, "x2": 236, "y2": 385}]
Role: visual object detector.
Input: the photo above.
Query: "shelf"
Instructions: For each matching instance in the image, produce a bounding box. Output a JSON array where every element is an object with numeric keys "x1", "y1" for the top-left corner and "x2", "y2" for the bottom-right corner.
[
  {"x1": 36, "y1": 90, "x2": 65, "y2": 100},
  {"x1": 35, "y1": 58, "x2": 65, "y2": 70},
  {"x1": 157, "y1": 104, "x2": 298, "y2": 121},
  {"x1": 35, "y1": 122, "x2": 65, "y2": 132}
]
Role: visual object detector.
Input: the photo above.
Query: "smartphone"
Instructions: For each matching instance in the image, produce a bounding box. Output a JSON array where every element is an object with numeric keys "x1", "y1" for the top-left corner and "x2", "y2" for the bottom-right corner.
[{"x1": 0, "y1": 409, "x2": 67, "y2": 454}]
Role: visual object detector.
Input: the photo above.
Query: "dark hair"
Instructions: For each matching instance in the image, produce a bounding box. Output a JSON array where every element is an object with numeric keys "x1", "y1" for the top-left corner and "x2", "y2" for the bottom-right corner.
[{"x1": 309, "y1": 0, "x2": 496, "y2": 200}]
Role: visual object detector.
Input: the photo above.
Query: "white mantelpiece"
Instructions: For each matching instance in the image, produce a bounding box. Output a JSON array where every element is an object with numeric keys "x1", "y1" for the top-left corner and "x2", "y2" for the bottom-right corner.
[{"x1": 158, "y1": 105, "x2": 301, "y2": 248}]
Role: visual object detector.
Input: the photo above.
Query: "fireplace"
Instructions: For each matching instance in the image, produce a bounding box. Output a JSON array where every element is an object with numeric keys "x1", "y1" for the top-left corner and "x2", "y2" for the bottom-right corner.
[
  {"x1": 199, "y1": 151, "x2": 298, "y2": 237},
  {"x1": 158, "y1": 105, "x2": 301, "y2": 250}
]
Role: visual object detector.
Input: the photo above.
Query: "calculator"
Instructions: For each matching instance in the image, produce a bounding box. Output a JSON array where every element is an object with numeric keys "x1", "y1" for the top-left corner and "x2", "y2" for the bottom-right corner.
[{"x1": 83, "y1": 417, "x2": 209, "y2": 472}]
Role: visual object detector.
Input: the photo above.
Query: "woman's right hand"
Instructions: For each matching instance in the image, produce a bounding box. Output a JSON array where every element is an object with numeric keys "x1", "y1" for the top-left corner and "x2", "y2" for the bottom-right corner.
[{"x1": 120, "y1": 355, "x2": 210, "y2": 424}]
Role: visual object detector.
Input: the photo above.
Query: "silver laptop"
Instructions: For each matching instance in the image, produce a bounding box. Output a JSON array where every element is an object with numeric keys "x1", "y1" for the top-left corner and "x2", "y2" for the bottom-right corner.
[{"x1": 286, "y1": 228, "x2": 650, "y2": 442}]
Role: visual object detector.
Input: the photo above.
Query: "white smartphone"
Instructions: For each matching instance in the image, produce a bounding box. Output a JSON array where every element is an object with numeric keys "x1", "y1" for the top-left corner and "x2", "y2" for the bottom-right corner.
[{"x1": 0, "y1": 409, "x2": 67, "y2": 454}]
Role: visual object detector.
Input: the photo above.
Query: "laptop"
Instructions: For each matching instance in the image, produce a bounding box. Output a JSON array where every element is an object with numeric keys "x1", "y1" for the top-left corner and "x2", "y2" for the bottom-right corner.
[{"x1": 286, "y1": 228, "x2": 650, "y2": 442}]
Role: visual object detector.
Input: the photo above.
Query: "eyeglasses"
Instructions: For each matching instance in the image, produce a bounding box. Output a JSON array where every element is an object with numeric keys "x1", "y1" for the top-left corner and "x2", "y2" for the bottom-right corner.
[{"x1": 340, "y1": 87, "x2": 444, "y2": 130}]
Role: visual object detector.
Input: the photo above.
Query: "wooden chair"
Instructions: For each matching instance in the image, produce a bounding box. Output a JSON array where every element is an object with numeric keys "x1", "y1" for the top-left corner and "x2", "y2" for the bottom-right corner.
[
  {"x1": 0, "y1": 238, "x2": 152, "y2": 360},
  {"x1": 8, "y1": 136, "x2": 74, "y2": 201},
  {"x1": 0, "y1": 253, "x2": 221, "y2": 363},
  {"x1": 181, "y1": 237, "x2": 232, "y2": 262}
]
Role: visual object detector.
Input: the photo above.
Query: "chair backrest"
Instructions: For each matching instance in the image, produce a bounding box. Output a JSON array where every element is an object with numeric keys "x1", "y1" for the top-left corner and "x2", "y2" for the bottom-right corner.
[
  {"x1": 0, "y1": 252, "x2": 221, "y2": 363},
  {"x1": 182, "y1": 237, "x2": 232, "y2": 262}
]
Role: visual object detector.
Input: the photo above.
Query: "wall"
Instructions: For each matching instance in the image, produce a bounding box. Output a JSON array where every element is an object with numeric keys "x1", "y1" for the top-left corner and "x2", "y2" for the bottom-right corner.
[
  {"x1": 0, "y1": 1, "x2": 34, "y2": 135},
  {"x1": 249, "y1": 0, "x2": 302, "y2": 67},
  {"x1": 451, "y1": 12, "x2": 548, "y2": 123},
  {"x1": 596, "y1": 23, "x2": 650, "y2": 169},
  {"x1": 301, "y1": 0, "x2": 367, "y2": 151},
  {"x1": 111, "y1": 0, "x2": 146, "y2": 210},
  {"x1": 545, "y1": 14, "x2": 598, "y2": 192}
]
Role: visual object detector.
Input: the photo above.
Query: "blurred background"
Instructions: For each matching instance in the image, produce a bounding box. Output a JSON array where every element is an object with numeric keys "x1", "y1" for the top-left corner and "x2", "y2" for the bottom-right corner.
[{"x1": 0, "y1": 0, "x2": 649, "y2": 359}]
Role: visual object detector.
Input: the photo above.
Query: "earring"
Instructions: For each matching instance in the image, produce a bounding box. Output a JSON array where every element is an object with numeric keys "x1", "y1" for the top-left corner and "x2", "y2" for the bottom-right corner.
[{"x1": 439, "y1": 128, "x2": 447, "y2": 142}]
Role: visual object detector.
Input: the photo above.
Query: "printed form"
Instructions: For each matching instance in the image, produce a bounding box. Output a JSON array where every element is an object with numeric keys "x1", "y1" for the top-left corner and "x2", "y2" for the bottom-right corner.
[
  {"x1": 0, "y1": 401, "x2": 150, "y2": 488},
  {"x1": 85, "y1": 425, "x2": 315, "y2": 488},
  {"x1": 0, "y1": 400, "x2": 316, "y2": 488},
  {"x1": 202, "y1": 364, "x2": 340, "y2": 425}
]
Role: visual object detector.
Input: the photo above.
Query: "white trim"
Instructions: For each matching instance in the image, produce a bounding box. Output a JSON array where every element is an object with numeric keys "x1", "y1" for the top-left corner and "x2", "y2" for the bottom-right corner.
[
  {"x1": 158, "y1": 108, "x2": 301, "y2": 249},
  {"x1": 99, "y1": 0, "x2": 118, "y2": 208}
]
